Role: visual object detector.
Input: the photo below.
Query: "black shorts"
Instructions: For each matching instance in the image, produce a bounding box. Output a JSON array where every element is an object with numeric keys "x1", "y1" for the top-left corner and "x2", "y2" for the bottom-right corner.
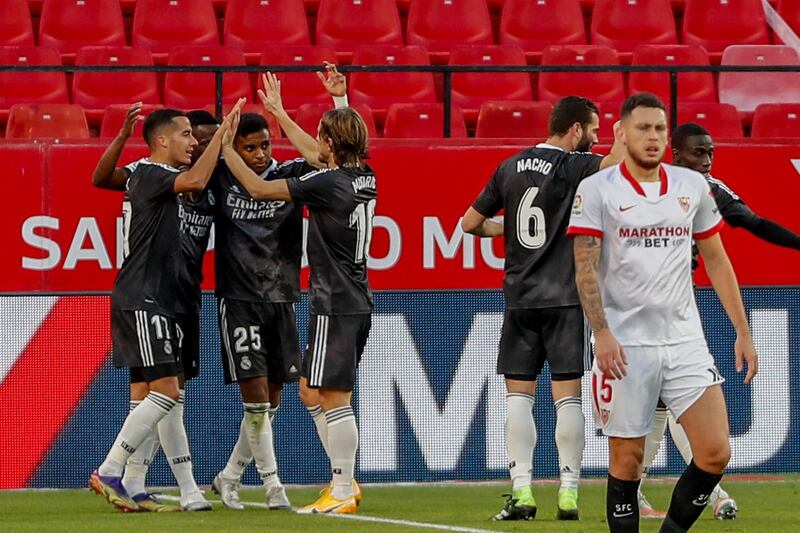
[
  {"x1": 176, "y1": 310, "x2": 200, "y2": 381},
  {"x1": 301, "y1": 313, "x2": 371, "y2": 391},
  {"x1": 218, "y1": 297, "x2": 301, "y2": 385},
  {"x1": 498, "y1": 305, "x2": 591, "y2": 381},
  {"x1": 111, "y1": 309, "x2": 181, "y2": 371},
  {"x1": 130, "y1": 362, "x2": 183, "y2": 383}
]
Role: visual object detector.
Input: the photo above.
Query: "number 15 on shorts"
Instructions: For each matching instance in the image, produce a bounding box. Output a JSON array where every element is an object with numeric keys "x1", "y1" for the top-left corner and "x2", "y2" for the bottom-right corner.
[{"x1": 591, "y1": 371, "x2": 614, "y2": 426}]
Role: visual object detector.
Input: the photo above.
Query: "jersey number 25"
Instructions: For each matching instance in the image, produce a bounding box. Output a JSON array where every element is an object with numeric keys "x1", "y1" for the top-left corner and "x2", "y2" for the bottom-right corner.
[{"x1": 517, "y1": 187, "x2": 546, "y2": 249}]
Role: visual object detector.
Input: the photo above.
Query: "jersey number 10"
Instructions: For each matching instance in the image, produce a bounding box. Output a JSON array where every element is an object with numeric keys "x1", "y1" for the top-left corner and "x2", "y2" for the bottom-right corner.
[
  {"x1": 517, "y1": 187, "x2": 546, "y2": 249},
  {"x1": 350, "y1": 199, "x2": 377, "y2": 264}
]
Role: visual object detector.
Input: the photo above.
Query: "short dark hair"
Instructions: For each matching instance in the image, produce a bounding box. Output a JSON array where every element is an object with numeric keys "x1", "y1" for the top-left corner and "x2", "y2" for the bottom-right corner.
[
  {"x1": 549, "y1": 96, "x2": 599, "y2": 136},
  {"x1": 185, "y1": 109, "x2": 220, "y2": 127},
  {"x1": 620, "y1": 92, "x2": 666, "y2": 119},
  {"x1": 671, "y1": 122, "x2": 710, "y2": 149},
  {"x1": 236, "y1": 112, "x2": 270, "y2": 138},
  {"x1": 142, "y1": 108, "x2": 186, "y2": 146}
]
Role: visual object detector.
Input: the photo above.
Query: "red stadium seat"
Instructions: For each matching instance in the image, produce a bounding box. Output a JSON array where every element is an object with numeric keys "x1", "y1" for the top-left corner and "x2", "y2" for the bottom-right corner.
[
  {"x1": 677, "y1": 102, "x2": 744, "y2": 139},
  {"x1": 349, "y1": 45, "x2": 436, "y2": 120},
  {"x1": 475, "y1": 101, "x2": 552, "y2": 139},
  {"x1": 133, "y1": 0, "x2": 219, "y2": 60},
  {"x1": 39, "y1": 0, "x2": 125, "y2": 58},
  {"x1": 719, "y1": 45, "x2": 800, "y2": 124},
  {"x1": 383, "y1": 103, "x2": 467, "y2": 138},
  {"x1": 449, "y1": 45, "x2": 532, "y2": 123},
  {"x1": 500, "y1": 0, "x2": 586, "y2": 62},
  {"x1": 99, "y1": 103, "x2": 163, "y2": 138},
  {"x1": 6, "y1": 103, "x2": 89, "y2": 138},
  {"x1": 224, "y1": 0, "x2": 310, "y2": 58},
  {"x1": 407, "y1": 0, "x2": 493, "y2": 61},
  {"x1": 778, "y1": 0, "x2": 800, "y2": 37},
  {"x1": 0, "y1": 0, "x2": 34, "y2": 46},
  {"x1": 683, "y1": 0, "x2": 770, "y2": 57},
  {"x1": 259, "y1": 46, "x2": 337, "y2": 113},
  {"x1": 295, "y1": 103, "x2": 378, "y2": 137},
  {"x1": 201, "y1": 102, "x2": 282, "y2": 138},
  {"x1": 751, "y1": 103, "x2": 800, "y2": 139},
  {"x1": 538, "y1": 45, "x2": 625, "y2": 105},
  {"x1": 629, "y1": 45, "x2": 716, "y2": 103},
  {"x1": 164, "y1": 46, "x2": 252, "y2": 110},
  {"x1": 316, "y1": 0, "x2": 402, "y2": 62},
  {"x1": 596, "y1": 101, "x2": 622, "y2": 142},
  {"x1": 590, "y1": 0, "x2": 677, "y2": 56},
  {"x1": 0, "y1": 46, "x2": 68, "y2": 122},
  {"x1": 73, "y1": 47, "x2": 160, "y2": 126}
]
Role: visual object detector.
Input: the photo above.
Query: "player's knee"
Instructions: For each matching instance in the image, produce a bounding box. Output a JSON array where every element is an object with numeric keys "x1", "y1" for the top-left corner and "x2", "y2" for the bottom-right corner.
[
  {"x1": 610, "y1": 442, "x2": 644, "y2": 479},
  {"x1": 298, "y1": 381, "x2": 319, "y2": 407},
  {"x1": 696, "y1": 441, "x2": 730, "y2": 474}
]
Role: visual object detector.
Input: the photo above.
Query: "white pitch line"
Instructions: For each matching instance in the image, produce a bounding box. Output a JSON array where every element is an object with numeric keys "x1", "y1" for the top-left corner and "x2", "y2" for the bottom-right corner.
[{"x1": 158, "y1": 495, "x2": 499, "y2": 533}]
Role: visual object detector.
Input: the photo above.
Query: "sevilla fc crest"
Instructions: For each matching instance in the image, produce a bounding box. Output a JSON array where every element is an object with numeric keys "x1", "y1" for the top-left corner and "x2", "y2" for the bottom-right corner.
[{"x1": 678, "y1": 196, "x2": 690, "y2": 212}]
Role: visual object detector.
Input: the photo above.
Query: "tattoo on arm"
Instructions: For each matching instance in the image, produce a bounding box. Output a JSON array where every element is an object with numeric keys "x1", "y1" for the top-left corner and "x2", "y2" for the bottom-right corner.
[{"x1": 574, "y1": 235, "x2": 608, "y2": 332}]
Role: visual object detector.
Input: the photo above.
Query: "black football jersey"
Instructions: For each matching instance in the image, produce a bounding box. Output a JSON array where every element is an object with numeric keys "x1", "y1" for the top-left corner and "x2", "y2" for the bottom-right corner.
[
  {"x1": 213, "y1": 158, "x2": 312, "y2": 302},
  {"x1": 472, "y1": 144, "x2": 602, "y2": 308},
  {"x1": 286, "y1": 165, "x2": 377, "y2": 315},
  {"x1": 176, "y1": 190, "x2": 214, "y2": 312},
  {"x1": 112, "y1": 159, "x2": 181, "y2": 316}
]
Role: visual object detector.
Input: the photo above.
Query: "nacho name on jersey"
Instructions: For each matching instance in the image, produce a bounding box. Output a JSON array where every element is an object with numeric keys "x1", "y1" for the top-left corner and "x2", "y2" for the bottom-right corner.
[{"x1": 619, "y1": 225, "x2": 690, "y2": 248}]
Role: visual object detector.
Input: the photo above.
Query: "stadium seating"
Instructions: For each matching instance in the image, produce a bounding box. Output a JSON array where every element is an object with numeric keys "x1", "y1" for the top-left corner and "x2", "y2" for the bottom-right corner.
[
  {"x1": 751, "y1": 103, "x2": 800, "y2": 138},
  {"x1": 132, "y1": 0, "x2": 220, "y2": 60},
  {"x1": 382, "y1": 103, "x2": 467, "y2": 138},
  {"x1": 73, "y1": 47, "x2": 160, "y2": 126},
  {"x1": 628, "y1": 45, "x2": 716, "y2": 103},
  {"x1": 406, "y1": 0, "x2": 493, "y2": 61},
  {"x1": 164, "y1": 46, "x2": 252, "y2": 109},
  {"x1": 590, "y1": 0, "x2": 677, "y2": 56},
  {"x1": 778, "y1": 0, "x2": 800, "y2": 37},
  {"x1": 0, "y1": 46, "x2": 68, "y2": 122},
  {"x1": 719, "y1": 45, "x2": 800, "y2": 124},
  {"x1": 449, "y1": 45, "x2": 532, "y2": 123},
  {"x1": 0, "y1": 0, "x2": 34, "y2": 46},
  {"x1": 475, "y1": 101, "x2": 552, "y2": 139},
  {"x1": 294, "y1": 103, "x2": 378, "y2": 137},
  {"x1": 99, "y1": 103, "x2": 163, "y2": 138},
  {"x1": 677, "y1": 102, "x2": 744, "y2": 138},
  {"x1": 316, "y1": 0, "x2": 402, "y2": 62},
  {"x1": 499, "y1": 0, "x2": 586, "y2": 62},
  {"x1": 38, "y1": 0, "x2": 125, "y2": 58},
  {"x1": 5, "y1": 103, "x2": 89, "y2": 138},
  {"x1": 224, "y1": 0, "x2": 311, "y2": 58},
  {"x1": 596, "y1": 101, "x2": 622, "y2": 141},
  {"x1": 538, "y1": 45, "x2": 625, "y2": 105},
  {"x1": 201, "y1": 102, "x2": 282, "y2": 138},
  {"x1": 259, "y1": 46, "x2": 338, "y2": 113},
  {"x1": 683, "y1": 0, "x2": 770, "y2": 57},
  {"x1": 349, "y1": 45, "x2": 436, "y2": 120}
]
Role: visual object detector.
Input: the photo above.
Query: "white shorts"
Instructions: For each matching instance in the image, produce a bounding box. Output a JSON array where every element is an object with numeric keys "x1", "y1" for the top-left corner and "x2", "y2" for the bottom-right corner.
[{"x1": 590, "y1": 339, "x2": 724, "y2": 438}]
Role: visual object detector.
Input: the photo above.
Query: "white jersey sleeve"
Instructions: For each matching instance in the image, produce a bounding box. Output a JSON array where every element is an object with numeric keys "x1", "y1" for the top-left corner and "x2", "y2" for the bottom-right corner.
[
  {"x1": 693, "y1": 178, "x2": 724, "y2": 239},
  {"x1": 567, "y1": 175, "x2": 604, "y2": 238}
]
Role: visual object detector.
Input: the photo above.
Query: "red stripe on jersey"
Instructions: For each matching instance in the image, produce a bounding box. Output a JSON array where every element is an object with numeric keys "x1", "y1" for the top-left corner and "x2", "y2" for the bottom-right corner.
[
  {"x1": 693, "y1": 219, "x2": 725, "y2": 240},
  {"x1": 0, "y1": 296, "x2": 111, "y2": 488},
  {"x1": 567, "y1": 226, "x2": 604, "y2": 238},
  {"x1": 620, "y1": 161, "x2": 668, "y2": 197}
]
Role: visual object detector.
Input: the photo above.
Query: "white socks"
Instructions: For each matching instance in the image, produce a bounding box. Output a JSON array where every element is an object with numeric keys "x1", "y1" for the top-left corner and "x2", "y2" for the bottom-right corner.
[
  {"x1": 221, "y1": 418, "x2": 253, "y2": 480},
  {"x1": 642, "y1": 406, "x2": 669, "y2": 480},
  {"x1": 554, "y1": 396, "x2": 584, "y2": 491},
  {"x1": 158, "y1": 389, "x2": 201, "y2": 497},
  {"x1": 668, "y1": 413, "x2": 693, "y2": 464},
  {"x1": 122, "y1": 400, "x2": 160, "y2": 497},
  {"x1": 243, "y1": 402, "x2": 279, "y2": 488},
  {"x1": 307, "y1": 404, "x2": 331, "y2": 457},
  {"x1": 325, "y1": 406, "x2": 358, "y2": 500},
  {"x1": 99, "y1": 392, "x2": 175, "y2": 478},
  {"x1": 505, "y1": 392, "x2": 536, "y2": 491}
]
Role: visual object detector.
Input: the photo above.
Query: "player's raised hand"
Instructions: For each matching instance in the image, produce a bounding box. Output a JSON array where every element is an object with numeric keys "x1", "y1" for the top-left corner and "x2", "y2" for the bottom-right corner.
[
  {"x1": 735, "y1": 332, "x2": 758, "y2": 384},
  {"x1": 220, "y1": 98, "x2": 246, "y2": 147},
  {"x1": 258, "y1": 72, "x2": 285, "y2": 116},
  {"x1": 317, "y1": 61, "x2": 346, "y2": 97},
  {"x1": 118, "y1": 102, "x2": 143, "y2": 139},
  {"x1": 594, "y1": 328, "x2": 628, "y2": 379}
]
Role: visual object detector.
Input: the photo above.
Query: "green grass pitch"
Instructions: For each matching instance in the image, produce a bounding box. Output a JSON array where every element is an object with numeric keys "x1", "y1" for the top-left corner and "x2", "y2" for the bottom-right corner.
[{"x1": 2, "y1": 477, "x2": 798, "y2": 532}]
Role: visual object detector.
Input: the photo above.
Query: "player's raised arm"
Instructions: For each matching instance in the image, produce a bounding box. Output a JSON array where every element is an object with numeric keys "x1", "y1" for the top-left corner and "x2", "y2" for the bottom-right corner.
[
  {"x1": 92, "y1": 102, "x2": 142, "y2": 190},
  {"x1": 695, "y1": 234, "x2": 758, "y2": 384},
  {"x1": 599, "y1": 120, "x2": 624, "y2": 170}
]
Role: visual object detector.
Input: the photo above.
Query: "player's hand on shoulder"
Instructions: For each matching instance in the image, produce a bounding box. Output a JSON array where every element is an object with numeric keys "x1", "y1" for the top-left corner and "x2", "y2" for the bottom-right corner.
[
  {"x1": 119, "y1": 102, "x2": 144, "y2": 140},
  {"x1": 594, "y1": 328, "x2": 628, "y2": 380},
  {"x1": 317, "y1": 61, "x2": 346, "y2": 97},
  {"x1": 734, "y1": 331, "x2": 758, "y2": 384},
  {"x1": 258, "y1": 72, "x2": 285, "y2": 116}
]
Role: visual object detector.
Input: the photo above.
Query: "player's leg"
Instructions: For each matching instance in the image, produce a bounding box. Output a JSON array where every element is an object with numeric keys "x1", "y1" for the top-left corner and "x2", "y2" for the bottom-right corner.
[
  {"x1": 608, "y1": 436, "x2": 647, "y2": 533},
  {"x1": 638, "y1": 401, "x2": 668, "y2": 519},
  {"x1": 659, "y1": 342, "x2": 730, "y2": 532},
  {"x1": 121, "y1": 381, "x2": 156, "y2": 500},
  {"x1": 299, "y1": 377, "x2": 330, "y2": 457}
]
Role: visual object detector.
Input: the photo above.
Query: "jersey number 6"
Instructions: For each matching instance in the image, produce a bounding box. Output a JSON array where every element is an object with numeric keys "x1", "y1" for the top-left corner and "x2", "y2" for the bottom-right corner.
[{"x1": 517, "y1": 187, "x2": 546, "y2": 249}]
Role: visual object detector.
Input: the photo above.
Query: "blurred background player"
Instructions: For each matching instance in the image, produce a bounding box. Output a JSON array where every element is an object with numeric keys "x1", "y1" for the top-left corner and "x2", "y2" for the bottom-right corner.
[
  {"x1": 89, "y1": 104, "x2": 239, "y2": 512},
  {"x1": 211, "y1": 64, "x2": 351, "y2": 511},
  {"x1": 220, "y1": 104, "x2": 376, "y2": 515},
  {"x1": 91, "y1": 106, "x2": 219, "y2": 511},
  {"x1": 461, "y1": 96, "x2": 622, "y2": 521},
  {"x1": 638, "y1": 122, "x2": 800, "y2": 520},
  {"x1": 569, "y1": 93, "x2": 757, "y2": 533}
]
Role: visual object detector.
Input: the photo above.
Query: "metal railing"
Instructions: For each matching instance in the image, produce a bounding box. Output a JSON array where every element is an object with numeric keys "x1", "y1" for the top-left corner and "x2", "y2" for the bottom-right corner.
[{"x1": 3, "y1": 63, "x2": 800, "y2": 136}]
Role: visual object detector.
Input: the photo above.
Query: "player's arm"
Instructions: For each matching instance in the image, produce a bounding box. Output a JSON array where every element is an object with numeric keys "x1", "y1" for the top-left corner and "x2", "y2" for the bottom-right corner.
[
  {"x1": 174, "y1": 100, "x2": 243, "y2": 194},
  {"x1": 696, "y1": 234, "x2": 758, "y2": 383},
  {"x1": 721, "y1": 200, "x2": 800, "y2": 250},
  {"x1": 92, "y1": 102, "x2": 142, "y2": 190},
  {"x1": 461, "y1": 207, "x2": 503, "y2": 237},
  {"x1": 598, "y1": 120, "x2": 624, "y2": 170}
]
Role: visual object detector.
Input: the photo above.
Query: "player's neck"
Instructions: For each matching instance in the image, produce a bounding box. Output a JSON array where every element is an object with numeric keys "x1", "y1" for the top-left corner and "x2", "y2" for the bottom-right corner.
[
  {"x1": 148, "y1": 151, "x2": 178, "y2": 169},
  {"x1": 623, "y1": 157, "x2": 660, "y2": 182},
  {"x1": 544, "y1": 135, "x2": 573, "y2": 152}
]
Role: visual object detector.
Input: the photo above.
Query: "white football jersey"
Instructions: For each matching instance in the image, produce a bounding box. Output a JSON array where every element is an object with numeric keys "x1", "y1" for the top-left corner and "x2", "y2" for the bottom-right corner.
[{"x1": 567, "y1": 162, "x2": 723, "y2": 346}]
